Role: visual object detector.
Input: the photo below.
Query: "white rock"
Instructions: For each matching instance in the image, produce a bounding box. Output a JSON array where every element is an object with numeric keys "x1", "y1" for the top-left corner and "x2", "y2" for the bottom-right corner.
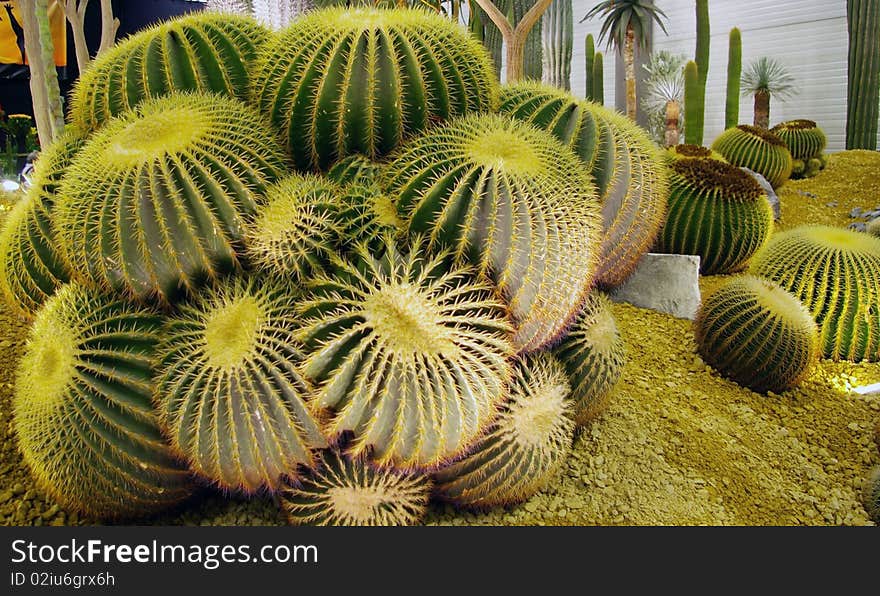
[{"x1": 609, "y1": 253, "x2": 701, "y2": 320}]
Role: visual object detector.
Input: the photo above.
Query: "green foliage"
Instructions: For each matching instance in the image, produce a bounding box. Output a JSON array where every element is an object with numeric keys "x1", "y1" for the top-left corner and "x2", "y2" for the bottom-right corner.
[
  {"x1": 253, "y1": 7, "x2": 498, "y2": 171},
  {"x1": 770, "y1": 120, "x2": 827, "y2": 178},
  {"x1": 684, "y1": 60, "x2": 703, "y2": 145},
  {"x1": 55, "y1": 93, "x2": 287, "y2": 304},
  {"x1": 155, "y1": 276, "x2": 326, "y2": 493},
  {"x1": 553, "y1": 293, "x2": 626, "y2": 424},
  {"x1": 280, "y1": 450, "x2": 431, "y2": 526},
  {"x1": 694, "y1": 275, "x2": 819, "y2": 394},
  {"x1": 640, "y1": 50, "x2": 686, "y2": 145},
  {"x1": 71, "y1": 13, "x2": 269, "y2": 132},
  {"x1": 726, "y1": 28, "x2": 742, "y2": 130},
  {"x1": 749, "y1": 225, "x2": 880, "y2": 362},
  {"x1": 741, "y1": 57, "x2": 797, "y2": 98},
  {"x1": 846, "y1": 0, "x2": 879, "y2": 149},
  {"x1": 657, "y1": 158, "x2": 774, "y2": 275},
  {"x1": 581, "y1": 0, "x2": 668, "y2": 51},
  {"x1": 384, "y1": 112, "x2": 603, "y2": 351},
  {"x1": 13, "y1": 283, "x2": 193, "y2": 518},
  {"x1": 711, "y1": 125, "x2": 793, "y2": 189},
  {"x1": 296, "y1": 236, "x2": 515, "y2": 470},
  {"x1": 432, "y1": 353, "x2": 575, "y2": 507}
]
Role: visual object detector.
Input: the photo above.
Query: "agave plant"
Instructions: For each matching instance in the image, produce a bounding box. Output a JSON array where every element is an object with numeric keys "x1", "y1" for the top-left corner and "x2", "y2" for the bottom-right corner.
[
  {"x1": 741, "y1": 57, "x2": 797, "y2": 129},
  {"x1": 640, "y1": 50, "x2": 687, "y2": 146}
]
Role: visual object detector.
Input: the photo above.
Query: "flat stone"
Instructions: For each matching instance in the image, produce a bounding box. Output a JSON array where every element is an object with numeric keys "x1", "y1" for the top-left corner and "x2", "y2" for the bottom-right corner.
[
  {"x1": 740, "y1": 167, "x2": 780, "y2": 220},
  {"x1": 850, "y1": 207, "x2": 863, "y2": 218},
  {"x1": 610, "y1": 253, "x2": 701, "y2": 320}
]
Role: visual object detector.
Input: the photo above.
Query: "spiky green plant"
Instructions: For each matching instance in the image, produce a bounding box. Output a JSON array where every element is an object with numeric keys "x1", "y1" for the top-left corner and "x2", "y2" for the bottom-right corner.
[
  {"x1": 280, "y1": 450, "x2": 431, "y2": 526},
  {"x1": 749, "y1": 225, "x2": 880, "y2": 362},
  {"x1": 333, "y1": 184, "x2": 405, "y2": 252},
  {"x1": 253, "y1": 7, "x2": 497, "y2": 171},
  {"x1": 694, "y1": 275, "x2": 819, "y2": 394},
  {"x1": 725, "y1": 28, "x2": 742, "y2": 130},
  {"x1": 866, "y1": 466, "x2": 880, "y2": 523},
  {"x1": 542, "y1": 0, "x2": 573, "y2": 90},
  {"x1": 770, "y1": 120, "x2": 827, "y2": 179},
  {"x1": 326, "y1": 154, "x2": 384, "y2": 187},
  {"x1": 657, "y1": 158, "x2": 774, "y2": 275},
  {"x1": 665, "y1": 144, "x2": 726, "y2": 162},
  {"x1": 296, "y1": 236, "x2": 514, "y2": 470},
  {"x1": 847, "y1": 0, "x2": 880, "y2": 150},
  {"x1": 0, "y1": 131, "x2": 83, "y2": 316},
  {"x1": 155, "y1": 276, "x2": 327, "y2": 493},
  {"x1": 592, "y1": 52, "x2": 605, "y2": 104},
  {"x1": 553, "y1": 293, "x2": 626, "y2": 424},
  {"x1": 70, "y1": 13, "x2": 269, "y2": 132},
  {"x1": 432, "y1": 353, "x2": 575, "y2": 508},
  {"x1": 684, "y1": 60, "x2": 703, "y2": 145},
  {"x1": 55, "y1": 93, "x2": 287, "y2": 304},
  {"x1": 585, "y1": 33, "x2": 595, "y2": 99},
  {"x1": 497, "y1": 83, "x2": 669, "y2": 289},
  {"x1": 741, "y1": 57, "x2": 797, "y2": 130},
  {"x1": 383, "y1": 113, "x2": 602, "y2": 352},
  {"x1": 13, "y1": 283, "x2": 193, "y2": 518},
  {"x1": 711, "y1": 125, "x2": 793, "y2": 189}
]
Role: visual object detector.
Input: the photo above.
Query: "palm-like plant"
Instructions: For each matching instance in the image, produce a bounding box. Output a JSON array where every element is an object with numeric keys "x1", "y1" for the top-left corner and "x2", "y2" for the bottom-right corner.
[
  {"x1": 741, "y1": 57, "x2": 797, "y2": 129},
  {"x1": 582, "y1": 0, "x2": 668, "y2": 120},
  {"x1": 641, "y1": 50, "x2": 686, "y2": 146}
]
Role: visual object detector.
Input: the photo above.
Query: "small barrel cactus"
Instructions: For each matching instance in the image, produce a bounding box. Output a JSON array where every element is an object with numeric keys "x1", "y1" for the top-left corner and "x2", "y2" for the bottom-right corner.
[
  {"x1": 253, "y1": 7, "x2": 497, "y2": 171},
  {"x1": 280, "y1": 450, "x2": 431, "y2": 526},
  {"x1": 327, "y1": 154, "x2": 384, "y2": 187},
  {"x1": 553, "y1": 293, "x2": 626, "y2": 424},
  {"x1": 749, "y1": 225, "x2": 880, "y2": 362},
  {"x1": 71, "y1": 13, "x2": 269, "y2": 131},
  {"x1": 55, "y1": 92, "x2": 287, "y2": 304},
  {"x1": 657, "y1": 158, "x2": 774, "y2": 275},
  {"x1": 432, "y1": 353, "x2": 575, "y2": 508},
  {"x1": 694, "y1": 275, "x2": 819, "y2": 393},
  {"x1": 13, "y1": 283, "x2": 193, "y2": 519},
  {"x1": 770, "y1": 120, "x2": 827, "y2": 179},
  {"x1": 384, "y1": 113, "x2": 603, "y2": 353},
  {"x1": 665, "y1": 144, "x2": 726, "y2": 162},
  {"x1": 0, "y1": 131, "x2": 83, "y2": 316},
  {"x1": 711, "y1": 125, "x2": 793, "y2": 189},
  {"x1": 333, "y1": 184, "x2": 405, "y2": 251},
  {"x1": 296, "y1": 236, "x2": 515, "y2": 471},
  {"x1": 155, "y1": 276, "x2": 327, "y2": 493}
]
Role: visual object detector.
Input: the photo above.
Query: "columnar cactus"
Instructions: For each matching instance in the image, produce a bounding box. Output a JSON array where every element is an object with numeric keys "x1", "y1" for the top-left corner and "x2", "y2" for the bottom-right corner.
[
  {"x1": 253, "y1": 7, "x2": 498, "y2": 171},
  {"x1": 432, "y1": 353, "x2": 575, "y2": 508},
  {"x1": 657, "y1": 158, "x2": 774, "y2": 274},
  {"x1": 694, "y1": 275, "x2": 819, "y2": 393},
  {"x1": 155, "y1": 276, "x2": 327, "y2": 493},
  {"x1": 684, "y1": 60, "x2": 702, "y2": 146},
  {"x1": 383, "y1": 113, "x2": 603, "y2": 352},
  {"x1": 296, "y1": 237, "x2": 515, "y2": 470},
  {"x1": 749, "y1": 225, "x2": 880, "y2": 362},
  {"x1": 541, "y1": 0, "x2": 572, "y2": 90},
  {"x1": 584, "y1": 33, "x2": 595, "y2": 100},
  {"x1": 725, "y1": 28, "x2": 742, "y2": 130},
  {"x1": 770, "y1": 119, "x2": 827, "y2": 178},
  {"x1": 280, "y1": 450, "x2": 431, "y2": 526},
  {"x1": 553, "y1": 293, "x2": 626, "y2": 424},
  {"x1": 846, "y1": 0, "x2": 880, "y2": 150},
  {"x1": 592, "y1": 52, "x2": 605, "y2": 105},
  {"x1": 55, "y1": 93, "x2": 287, "y2": 304},
  {"x1": 0, "y1": 131, "x2": 83, "y2": 316},
  {"x1": 711, "y1": 125, "x2": 793, "y2": 189},
  {"x1": 70, "y1": 13, "x2": 269, "y2": 131},
  {"x1": 13, "y1": 283, "x2": 193, "y2": 518}
]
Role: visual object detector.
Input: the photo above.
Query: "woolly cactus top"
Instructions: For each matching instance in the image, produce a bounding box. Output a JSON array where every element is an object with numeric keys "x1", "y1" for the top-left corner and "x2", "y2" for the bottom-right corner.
[
  {"x1": 772, "y1": 119, "x2": 818, "y2": 131},
  {"x1": 785, "y1": 224, "x2": 880, "y2": 255},
  {"x1": 670, "y1": 158, "x2": 765, "y2": 202},
  {"x1": 672, "y1": 144, "x2": 713, "y2": 158},
  {"x1": 735, "y1": 125, "x2": 787, "y2": 146}
]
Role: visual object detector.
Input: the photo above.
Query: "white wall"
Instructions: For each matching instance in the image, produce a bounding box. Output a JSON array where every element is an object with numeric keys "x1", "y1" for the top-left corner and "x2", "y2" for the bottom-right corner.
[{"x1": 572, "y1": 4, "x2": 617, "y2": 110}]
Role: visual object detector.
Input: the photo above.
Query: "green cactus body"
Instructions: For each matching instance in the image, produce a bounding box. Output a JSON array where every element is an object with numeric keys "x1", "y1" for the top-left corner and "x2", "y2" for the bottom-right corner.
[
  {"x1": 70, "y1": 13, "x2": 269, "y2": 132},
  {"x1": 280, "y1": 450, "x2": 431, "y2": 526},
  {"x1": 694, "y1": 275, "x2": 819, "y2": 394},
  {"x1": 711, "y1": 125, "x2": 793, "y2": 188},
  {"x1": 334, "y1": 184, "x2": 405, "y2": 252},
  {"x1": 553, "y1": 293, "x2": 626, "y2": 424},
  {"x1": 513, "y1": 0, "x2": 543, "y2": 80},
  {"x1": 846, "y1": 0, "x2": 880, "y2": 150},
  {"x1": 13, "y1": 283, "x2": 193, "y2": 519},
  {"x1": 748, "y1": 225, "x2": 880, "y2": 362},
  {"x1": 253, "y1": 7, "x2": 498, "y2": 171},
  {"x1": 592, "y1": 52, "x2": 604, "y2": 105},
  {"x1": 383, "y1": 113, "x2": 602, "y2": 352},
  {"x1": 156, "y1": 276, "x2": 327, "y2": 493},
  {"x1": 55, "y1": 93, "x2": 287, "y2": 304},
  {"x1": 0, "y1": 132, "x2": 83, "y2": 316},
  {"x1": 585, "y1": 33, "x2": 595, "y2": 100},
  {"x1": 432, "y1": 353, "x2": 575, "y2": 508},
  {"x1": 665, "y1": 143, "x2": 727, "y2": 162},
  {"x1": 498, "y1": 83, "x2": 669, "y2": 289},
  {"x1": 866, "y1": 466, "x2": 880, "y2": 523},
  {"x1": 541, "y1": 0, "x2": 572, "y2": 90},
  {"x1": 326, "y1": 154, "x2": 384, "y2": 187},
  {"x1": 770, "y1": 120, "x2": 827, "y2": 179},
  {"x1": 658, "y1": 158, "x2": 774, "y2": 275},
  {"x1": 296, "y1": 237, "x2": 515, "y2": 470},
  {"x1": 696, "y1": 0, "x2": 710, "y2": 88},
  {"x1": 684, "y1": 60, "x2": 703, "y2": 146},
  {"x1": 725, "y1": 28, "x2": 742, "y2": 130}
]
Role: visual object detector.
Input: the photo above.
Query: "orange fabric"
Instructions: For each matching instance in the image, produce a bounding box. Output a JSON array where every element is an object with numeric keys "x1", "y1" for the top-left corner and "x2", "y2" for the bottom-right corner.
[{"x1": 0, "y1": 0, "x2": 67, "y2": 67}]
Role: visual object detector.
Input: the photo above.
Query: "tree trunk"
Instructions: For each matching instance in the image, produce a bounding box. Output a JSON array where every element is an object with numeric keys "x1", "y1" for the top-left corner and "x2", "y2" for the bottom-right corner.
[
  {"x1": 624, "y1": 23, "x2": 636, "y2": 120},
  {"x1": 753, "y1": 90, "x2": 770, "y2": 129},
  {"x1": 64, "y1": 0, "x2": 90, "y2": 73},
  {"x1": 20, "y1": 0, "x2": 64, "y2": 147},
  {"x1": 665, "y1": 100, "x2": 680, "y2": 147},
  {"x1": 473, "y1": 0, "x2": 553, "y2": 83},
  {"x1": 98, "y1": 0, "x2": 118, "y2": 56}
]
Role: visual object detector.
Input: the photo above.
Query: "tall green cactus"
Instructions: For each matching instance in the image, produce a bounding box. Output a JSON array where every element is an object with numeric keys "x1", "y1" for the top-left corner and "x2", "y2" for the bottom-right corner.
[
  {"x1": 684, "y1": 60, "x2": 702, "y2": 145},
  {"x1": 513, "y1": 0, "x2": 543, "y2": 80},
  {"x1": 695, "y1": 0, "x2": 710, "y2": 87},
  {"x1": 585, "y1": 33, "x2": 595, "y2": 99},
  {"x1": 542, "y1": 0, "x2": 572, "y2": 90},
  {"x1": 846, "y1": 0, "x2": 879, "y2": 149},
  {"x1": 726, "y1": 28, "x2": 742, "y2": 129},
  {"x1": 593, "y1": 52, "x2": 605, "y2": 105}
]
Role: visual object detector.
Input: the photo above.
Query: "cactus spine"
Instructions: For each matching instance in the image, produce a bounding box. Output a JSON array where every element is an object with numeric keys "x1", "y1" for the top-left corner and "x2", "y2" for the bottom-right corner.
[
  {"x1": 684, "y1": 60, "x2": 702, "y2": 145},
  {"x1": 592, "y1": 52, "x2": 605, "y2": 104},
  {"x1": 585, "y1": 33, "x2": 595, "y2": 100},
  {"x1": 542, "y1": 0, "x2": 572, "y2": 90},
  {"x1": 846, "y1": 0, "x2": 880, "y2": 150},
  {"x1": 726, "y1": 28, "x2": 742, "y2": 130}
]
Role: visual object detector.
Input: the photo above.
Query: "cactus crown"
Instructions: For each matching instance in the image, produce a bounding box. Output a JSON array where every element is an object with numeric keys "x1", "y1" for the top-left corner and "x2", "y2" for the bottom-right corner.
[
  {"x1": 773, "y1": 119, "x2": 817, "y2": 130},
  {"x1": 736, "y1": 124, "x2": 787, "y2": 146},
  {"x1": 671, "y1": 158, "x2": 764, "y2": 201},
  {"x1": 671, "y1": 144, "x2": 714, "y2": 158}
]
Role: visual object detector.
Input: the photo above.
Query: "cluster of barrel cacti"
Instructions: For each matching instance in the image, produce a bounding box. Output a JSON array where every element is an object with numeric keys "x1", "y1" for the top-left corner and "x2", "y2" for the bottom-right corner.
[
  {"x1": 770, "y1": 119, "x2": 828, "y2": 178},
  {"x1": 0, "y1": 8, "x2": 670, "y2": 525}
]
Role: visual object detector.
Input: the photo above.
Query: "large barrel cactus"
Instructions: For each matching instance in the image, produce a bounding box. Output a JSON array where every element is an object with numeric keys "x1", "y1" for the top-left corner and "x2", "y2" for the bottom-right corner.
[
  {"x1": 432, "y1": 353, "x2": 575, "y2": 508},
  {"x1": 333, "y1": 184, "x2": 405, "y2": 251},
  {"x1": 749, "y1": 225, "x2": 880, "y2": 362},
  {"x1": 296, "y1": 236, "x2": 514, "y2": 470},
  {"x1": 770, "y1": 119, "x2": 827, "y2": 179},
  {"x1": 70, "y1": 13, "x2": 269, "y2": 132},
  {"x1": 694, "y1": 275, "x2": 820, "y2": 394},
  {"x1": 155, "y1": 276, "x2": 327, "y2": 493},
  {"x1": 327, "y1": 154, "x2": 384, "y2": 187},
  {"x1": 553, "y1": 293, "x2": 626, "y2": 424},
  {"x1": 13, "y1": 283, "x2": 193, "y2": 518},
  {"x1": 657, "y1": 158, "x2": 774, "y2": 274},
  {"x1": 280, "y1": 450, "x2": 431, "y2": 526},
  {"x1": 0, "y1": 131, "x2": 83, "y2": 316},
  {"x1": 497, "y1": 82, "x2": 669, "y2": 289},
  {"x1": 253, "y1": 7, "x2": 497, "y2": 171},
  {"x1": 711, "y1": 125, "x2": 793, "y2": 189},
  {"x1": 383, "y1": 113, "x2": 603, "y2": 353},
  {"x1": 55, "y1": 93, "x2": 287, "y2": 304}
]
